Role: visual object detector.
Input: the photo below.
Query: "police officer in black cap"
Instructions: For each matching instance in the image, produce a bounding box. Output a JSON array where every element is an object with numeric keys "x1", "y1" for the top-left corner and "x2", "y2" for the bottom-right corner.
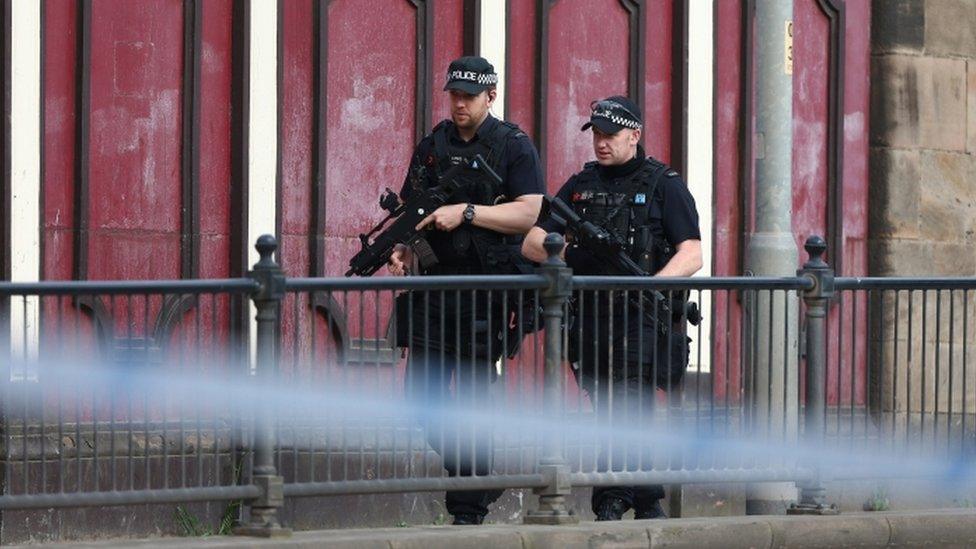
[
  {"x1": 523, "y1": 96, "x2": 702, "y2": 521},
  {"x1": 388, "y1": 56, "x2": 544, "y2": 525}
]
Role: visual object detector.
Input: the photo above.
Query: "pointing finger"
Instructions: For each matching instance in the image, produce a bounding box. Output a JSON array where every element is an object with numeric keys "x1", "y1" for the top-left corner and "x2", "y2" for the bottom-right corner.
[{"x1": 415, "y1": 213, "x2": 435, "y2": 231}]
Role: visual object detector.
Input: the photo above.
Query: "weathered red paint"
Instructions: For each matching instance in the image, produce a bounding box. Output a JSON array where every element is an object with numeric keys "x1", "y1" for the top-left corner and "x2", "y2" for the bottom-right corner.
[
  {"x1": 321, "y1": 0, "x2": 418, "y2": 350},
  {"x1": 87, "y1": 0, "x2": 183, "y2": 281},
  {"x1": 31, "y1": 0, "x2": 874, "y2": 417},
  {"x1": 198, "y1": 0, "x2": 235, "y2": 279},
  {"x1": 643, "y1": 0, "x2": 675, "y2": 162},
  {"x1": 431, "y1": 0, "x2": 464, "y2": 124},
  {"x1": 274, "y1": 1, "x2": 464, "y2": 374},
  {"x1": 505, "y1": 0, "x2": 538, "y2": 139},
  {"x1": 793, "y1": 0, "x2": 870, "y2": 408},
  {"x1": 42, "y1": 0, "x2": 79, "y2": 281},
  {"x1": 711, "y1": 0, "x2": 745, "y2": 405},
  {"x1": 545, "y1": 0, "x2": 631, "y2": 192},
  {"x1": 837, "y1": 0, "x2": 871, "y2": 410},
  {"x1": 711, "y1": 1, "x2": 871, "y2": 406},
  {"x1": 791, "y1": 0, "x2": 829, "y2": 257},
  {"x1": 279, "y1": 0, "x2": 314, "y2": 277}
]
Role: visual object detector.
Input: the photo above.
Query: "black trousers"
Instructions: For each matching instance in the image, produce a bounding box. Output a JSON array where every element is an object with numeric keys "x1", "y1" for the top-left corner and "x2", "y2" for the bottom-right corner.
[
  {"x1": 405, "y1": 348, "x2": 502, "y2": 517},
  {"x1": 577, "y1": 372, "x2": 666, "y2": 512},
  {"x1": 569, "y1": 308, "x2": 688, "y2": 514}
]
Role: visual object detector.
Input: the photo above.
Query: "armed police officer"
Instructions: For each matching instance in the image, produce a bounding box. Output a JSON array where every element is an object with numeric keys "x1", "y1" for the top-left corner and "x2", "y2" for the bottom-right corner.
[
  {"x1": 522, "y1": 96, "x2": 702, "y2": 521},
  {"x1": 387, "y1": 56, "x2": 544, "y2": 525}
]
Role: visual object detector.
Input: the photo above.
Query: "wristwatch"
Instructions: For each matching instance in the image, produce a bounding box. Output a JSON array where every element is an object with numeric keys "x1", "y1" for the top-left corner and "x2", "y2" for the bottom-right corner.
[{"x1": 462, "y1": 203, "x2": 476, "y2": 225}]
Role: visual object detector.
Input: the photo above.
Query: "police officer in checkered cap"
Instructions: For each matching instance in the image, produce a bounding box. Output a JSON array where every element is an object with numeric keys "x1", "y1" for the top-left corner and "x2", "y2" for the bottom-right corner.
[
  {"x1": 388, "y1": 56, "x2": 544, "y2": 525},
  {"x1": 524, "y1": 95, "x2": 703, "y2": 521}
]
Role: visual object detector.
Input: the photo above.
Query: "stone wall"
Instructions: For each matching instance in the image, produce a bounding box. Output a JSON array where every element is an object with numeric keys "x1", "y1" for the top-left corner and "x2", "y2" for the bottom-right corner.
[
  {"x1": 870, "y1": 0, "x2": 976, "y2": 273},
  {"x1": 870, "y1": 0, "x2": 976, "y2": 429}
]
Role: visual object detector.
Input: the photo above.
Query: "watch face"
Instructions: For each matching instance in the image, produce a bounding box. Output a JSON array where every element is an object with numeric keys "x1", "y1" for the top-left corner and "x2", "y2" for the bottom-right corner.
[{"x1": 464, "y1": 205, "x2": 475, "y2": 221}]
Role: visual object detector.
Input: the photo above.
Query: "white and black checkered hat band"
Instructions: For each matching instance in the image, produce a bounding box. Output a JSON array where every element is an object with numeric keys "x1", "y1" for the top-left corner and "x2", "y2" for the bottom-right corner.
[
  {"x1": 592, "y1": 108, "x2": 642, "y2": 129},
  {"x1": 447, "y1": 70, "x2": 498, "y2": 86}
]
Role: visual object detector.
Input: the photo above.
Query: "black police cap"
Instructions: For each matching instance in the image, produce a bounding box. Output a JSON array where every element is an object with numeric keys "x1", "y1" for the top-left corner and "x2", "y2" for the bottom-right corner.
[
  {"x1": 581, "y1": 95, "x2": 643, "y2": 134},
  {"x1": 444, "y1": 56, "x2": 498, "y2": 95}
]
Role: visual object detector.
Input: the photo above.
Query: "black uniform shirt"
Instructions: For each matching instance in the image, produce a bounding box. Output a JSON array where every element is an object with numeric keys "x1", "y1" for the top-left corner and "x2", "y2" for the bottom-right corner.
[
  {"x1": 393, "y1": 116, "x2": 544, "y2": 357},
  {"x1": 400, "y1": 115, "x2": 545, "y2": 201},
  {"x1": 538, "y1": 149, "x2": 701, "y2": 253},
  {"x1": 539, "y1": 150, "x2": 700, "y2": 385}
]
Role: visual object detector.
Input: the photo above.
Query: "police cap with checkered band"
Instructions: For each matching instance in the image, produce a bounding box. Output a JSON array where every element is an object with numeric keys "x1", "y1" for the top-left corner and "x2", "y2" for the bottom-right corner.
[
  {"x1": 581, "y1": 95, "x2": 643, "y2": 134},
  {"x1": 443, "y1": 56, "x2": 499, "y2": 95}
]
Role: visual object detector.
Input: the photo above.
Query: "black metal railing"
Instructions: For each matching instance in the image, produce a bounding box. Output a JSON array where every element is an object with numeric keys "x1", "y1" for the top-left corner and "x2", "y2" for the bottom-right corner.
[{"x1": 1, "y1": 234, "x2": 974, "y2": 535}]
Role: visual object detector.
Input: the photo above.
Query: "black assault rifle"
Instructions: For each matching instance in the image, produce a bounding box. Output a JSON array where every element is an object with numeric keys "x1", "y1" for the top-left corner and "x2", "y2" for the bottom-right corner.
[
  {"x1": 545, "y1": 196, "x2": 700, "y2": 326},
  {"x1": 345, "y1": 154, "x2": 500, "y2": 277}
]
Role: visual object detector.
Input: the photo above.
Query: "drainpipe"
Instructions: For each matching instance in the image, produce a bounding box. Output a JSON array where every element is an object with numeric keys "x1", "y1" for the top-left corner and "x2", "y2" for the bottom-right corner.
[{"x1": 743, "y1": 0, "x2": 800, "y2": 515}]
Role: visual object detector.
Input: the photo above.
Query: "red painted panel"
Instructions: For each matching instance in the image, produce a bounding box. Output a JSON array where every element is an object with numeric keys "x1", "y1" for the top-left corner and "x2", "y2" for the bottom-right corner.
[
  {"x1": 545, "y1": 0, "x2": 630, "y2": 193},
  {"x1": 792, "y1": 0, "x2": 829, "y2": 256},
  {"x1": 87, "y1": 0, "x2": 183, "y2": 280},
  {"x1": 643, "y1": 0, "x2": 674, "y2": 161},
  {"x1": 279, "y1": 0, "x2": 314, "y2": 275},
  {"x1": 793, "y1": 0, "x2": 869, "y2": 408},
  {"x1": 841, "y1": 0, "x2": 870, "y2": 275},
  {"x1": 431, "y1": 0, "x2": 464, "y2": 125},
  {"x1": 711, "y1": 2, "x2": 871, "y2": 405},
  {"x1": 322, "y1": 0, "x2": 446, "y2": 347},
  {"x1": 198, "y1": 0, "x2": 234, "y2": 279},
  {"x1": 711, "y1": 0, "x2": 745, "y2": 404},
  {"x1": 324, "y1": 0, "x2": 416, "y2": 280},
  {"x1": 505, "y1": 0, "x2": 538, "y2": 139},
  {"x1": 839, "y1": 0, "x2": 872, "y2": 408},
  {"x1": 42, "y1": 0, "x2": 79, "y2": 281},
  {"x1": 504, "y1": 1, "x2": 679, "y2": 401}
]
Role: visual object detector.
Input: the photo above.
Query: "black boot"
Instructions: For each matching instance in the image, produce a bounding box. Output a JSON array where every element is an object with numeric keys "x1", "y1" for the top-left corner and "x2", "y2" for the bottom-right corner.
[
  {"x1": 451, "y1": 513, "x2": 485, "y2": 525},
  {"x1": 594, "y1": 497, "x2": 629, "y2": 521},
  {"x1": 634, "y1": 500, "x2": 667, "y2": 520}
]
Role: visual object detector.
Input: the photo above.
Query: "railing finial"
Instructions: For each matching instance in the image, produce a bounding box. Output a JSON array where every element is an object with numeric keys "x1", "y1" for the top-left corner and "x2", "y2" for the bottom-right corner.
[
  {"x1": 543, "y1": 233, "x2": 566, "y2": 266},
  {"x1": 803, "y1": 235, "x2": 828, "y2": 269},
  {"x1": 255, "y1": 234, "x2": 278, "y2": 267}
]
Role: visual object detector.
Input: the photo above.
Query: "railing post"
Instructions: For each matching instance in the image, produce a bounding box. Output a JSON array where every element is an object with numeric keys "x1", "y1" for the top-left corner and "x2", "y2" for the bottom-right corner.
[
  {"x1": 524, "y1": 234, "x2": 578, "y2": 524},
  {"x1": 788, "y1": 235, "x2": 838, "y2": 515},
  {"x1": 235, "y1": 235, "x2": 291, "y2": 537}
]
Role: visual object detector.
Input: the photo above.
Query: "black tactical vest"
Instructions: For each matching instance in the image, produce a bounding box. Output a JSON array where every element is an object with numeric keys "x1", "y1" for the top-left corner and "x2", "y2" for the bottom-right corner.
[
  {"x1": 418, "y1": 118, "x2": 523, "y2": 271},
  {"x1": 567, "y1": 157, "x2": 675, "y2": 275}
]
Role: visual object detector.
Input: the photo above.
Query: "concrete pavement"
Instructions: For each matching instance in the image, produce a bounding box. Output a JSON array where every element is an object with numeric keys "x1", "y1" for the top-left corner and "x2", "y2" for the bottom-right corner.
[{"x1": 14, "y1": 508, "x2": 976, "y2": 548}]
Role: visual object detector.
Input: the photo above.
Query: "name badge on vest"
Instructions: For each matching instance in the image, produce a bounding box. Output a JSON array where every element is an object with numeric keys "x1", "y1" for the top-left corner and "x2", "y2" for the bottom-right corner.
[{"x1": 634, "y1": 193, "x2": 646, "y2": 205}]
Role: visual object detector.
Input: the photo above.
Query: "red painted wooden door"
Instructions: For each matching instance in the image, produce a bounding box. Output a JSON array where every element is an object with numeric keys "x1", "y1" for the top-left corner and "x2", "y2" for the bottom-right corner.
[
  {"x1": 505, "y1": 0, "x2": 685, "y2": 406},
  {"x1": 275, "y1": 0, "x2": 466, "y2": 387},
  {"x1": 711, "y1": 0, "x2": 870, "y2": 406}
]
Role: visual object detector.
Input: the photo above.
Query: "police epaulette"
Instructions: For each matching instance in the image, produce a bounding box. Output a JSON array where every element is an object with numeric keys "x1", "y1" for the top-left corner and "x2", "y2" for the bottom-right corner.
[
  {"x1": 645, "y1": 157, "x2": 666, "y2": 170},
  {"x1": 429, "y1": 119, "x2": 451, "y2": 137},
  {"x1": 497, "y1": 120, "x2": 527, "y2": 139},
  {"x1": 645, "y1": 156, "x2": 681, "y2": 178}
]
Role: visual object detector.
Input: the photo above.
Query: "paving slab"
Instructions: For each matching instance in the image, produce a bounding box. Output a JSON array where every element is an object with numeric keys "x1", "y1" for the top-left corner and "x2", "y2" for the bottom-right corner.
[{"x1": 11, "y1": 508, "x2": 976, "y2": 549}]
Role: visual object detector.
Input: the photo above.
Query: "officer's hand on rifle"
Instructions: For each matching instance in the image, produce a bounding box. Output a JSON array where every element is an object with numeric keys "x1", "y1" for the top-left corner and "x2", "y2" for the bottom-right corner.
[
  {"x1": 415, "y1": 203, "x2": 467, "y2": 232},
  {"x1": 388, "y1": 244, "x2": 412, "y2": 276}
]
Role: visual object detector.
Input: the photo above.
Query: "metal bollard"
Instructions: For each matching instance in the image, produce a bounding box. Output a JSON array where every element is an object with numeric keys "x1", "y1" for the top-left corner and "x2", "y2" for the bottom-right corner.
[
  {"x1": 234, "y1": 235, "x2": 292, "y2": 537},
  {"x1": 524, "y1": 234, "x2": 579, "y2": 524},
  {"x1": 788, "y1": 235, "x2": 839, "y2": 515}
]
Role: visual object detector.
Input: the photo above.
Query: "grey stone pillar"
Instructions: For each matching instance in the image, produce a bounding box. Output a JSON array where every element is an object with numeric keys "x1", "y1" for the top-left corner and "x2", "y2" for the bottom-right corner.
[{"x1": 743, "y1": 0, "x2": 800, "y2": 515}]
